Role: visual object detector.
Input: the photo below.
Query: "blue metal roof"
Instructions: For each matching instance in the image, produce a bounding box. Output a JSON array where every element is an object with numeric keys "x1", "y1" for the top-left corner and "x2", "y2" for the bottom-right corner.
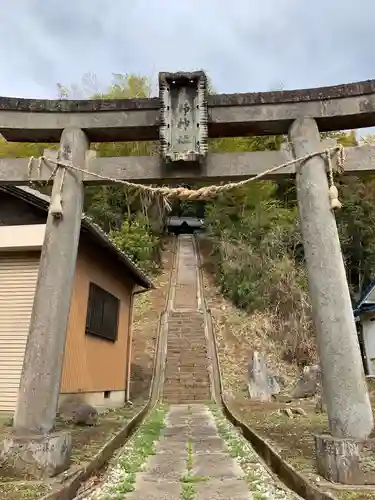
[{"x1": 353, "y1": 278, "x2": 375, "y2": 317}]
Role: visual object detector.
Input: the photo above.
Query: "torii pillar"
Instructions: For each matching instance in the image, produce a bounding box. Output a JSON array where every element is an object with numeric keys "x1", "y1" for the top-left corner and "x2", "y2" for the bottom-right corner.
[
  {"x1": 1, "y1": 128, "x2": 89, "y2": 479},
  {"x1": 289, "y1": 117, "x2": 373, "y2": 483}
]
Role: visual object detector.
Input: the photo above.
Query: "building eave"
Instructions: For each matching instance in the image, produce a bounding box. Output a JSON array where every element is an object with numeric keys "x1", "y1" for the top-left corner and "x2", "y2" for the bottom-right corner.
[{"x1": 0, "y1": 185, "x2": 154, "y2": 290}]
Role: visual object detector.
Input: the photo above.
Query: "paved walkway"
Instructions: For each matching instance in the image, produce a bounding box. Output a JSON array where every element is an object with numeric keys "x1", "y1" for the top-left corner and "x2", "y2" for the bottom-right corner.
[{"x1": 127, "y1": 404, "x2": 252, "y2": 500}]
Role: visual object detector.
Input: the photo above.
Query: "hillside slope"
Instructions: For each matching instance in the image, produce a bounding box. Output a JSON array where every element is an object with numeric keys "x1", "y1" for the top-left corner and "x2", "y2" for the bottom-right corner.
[
  {"x1": 129, "y1": 237, "x2": 174, "y2": 401},
  {"x1": 198, "y1": 241, "x2": 300, "y2": 398}
]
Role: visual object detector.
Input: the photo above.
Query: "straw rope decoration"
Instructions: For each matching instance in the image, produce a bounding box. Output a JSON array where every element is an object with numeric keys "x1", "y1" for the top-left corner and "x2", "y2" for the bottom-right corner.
[{"x1": 27, "y1": 144, "x2": 346, "y2": 219}]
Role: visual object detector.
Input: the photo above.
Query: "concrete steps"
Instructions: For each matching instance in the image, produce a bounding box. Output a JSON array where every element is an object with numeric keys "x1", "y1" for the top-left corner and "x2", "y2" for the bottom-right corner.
[
  {"x1": 163, "y1": 311, "x2": 211, "y2": 403},
  {"x1": 162, "y1": 236, "x2": 211, "y2": 404}
]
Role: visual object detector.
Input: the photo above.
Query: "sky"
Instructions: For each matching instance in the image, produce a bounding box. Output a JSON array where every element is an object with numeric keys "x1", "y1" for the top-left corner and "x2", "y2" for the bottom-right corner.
[{"x1": 0, "y1": 1, "x2": 374, "y2": 123}]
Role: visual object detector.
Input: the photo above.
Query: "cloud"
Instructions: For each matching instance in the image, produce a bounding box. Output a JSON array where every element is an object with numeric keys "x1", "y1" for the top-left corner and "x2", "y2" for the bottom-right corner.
[{"x1": 0, "y1": 0, "x2": 374, "y2": 101}]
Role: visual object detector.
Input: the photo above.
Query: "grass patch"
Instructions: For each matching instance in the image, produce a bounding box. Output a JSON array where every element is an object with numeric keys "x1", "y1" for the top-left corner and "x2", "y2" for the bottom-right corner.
[
  {"x1": 91, "y1": 404, "x2": 167, "y2": 499},
  {"x1": 181, "y1": 482, "x2": 195, "y2": 500},
  {"x1": 330, "y1": 492, "x2": 375, "y2": 500},
  {"x1": 233, "y1": 397, "x2": 328, "y2": 473},
  {"x1": 57, "y1": 402, "x2": 143, "y2": 466},
  {"x1": 0, "y1": 402, "x2": 143, "y2": 482},
  {"x1": 0, "y1": 415, "x2": 12, "y2": 442},
  {"x1": 181, "y1": 406, "x2": 195, "y2": 500},
  {"x1": 180, "y1": 405, "x2": 208, "y2": 500},
  {"x1": 182, "y1": 475, "x2": 208, "y2": 484},
  {"x1": 210, "y1": 405, "x2": 294, "y2": 500},
  {"x1": 0, "y1": 403, "x2": 144, "y2": 498},
  {"x1": 186, "y1": 438, "x2": 193, "y2": 470},
  {"x1": 131, "y1": 237, "x2": 175, "y2": 401},
  {"x1": 181, "y1": 438, "x2": 208, "y2": 486},
  {"x1": 226, "y1": 370, "x2": 375, "y2": 498},
  {"x1": 230, "y1": 394, "x2": 375, "y2": 478},
  {"x1": 335, "y1": 493, "x2": 375, "y2": 500},
  {"x1": 0, "y1": 482, "x2": 52, "y2": 500},
  {"x1": 181, "y1": 441, "x2": 201, "y2": 499}
]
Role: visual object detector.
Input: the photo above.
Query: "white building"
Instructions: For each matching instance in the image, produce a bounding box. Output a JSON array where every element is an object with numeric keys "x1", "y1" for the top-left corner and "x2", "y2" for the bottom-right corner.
[{"x1": 354, "y1": 280, "x2": 375, "y2": 377}]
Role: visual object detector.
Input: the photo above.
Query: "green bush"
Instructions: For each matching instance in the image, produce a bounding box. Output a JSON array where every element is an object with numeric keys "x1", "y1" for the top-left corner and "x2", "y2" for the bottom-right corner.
[
  {"x1": 204, "y1": 190, "x2": 314, "y2": 364},
  {"x1": 205, "y1": 191, "x2": 305, "y2": 310},
  {"x1": 109, "y1": 215, "x2": 160, "y2": 274}
]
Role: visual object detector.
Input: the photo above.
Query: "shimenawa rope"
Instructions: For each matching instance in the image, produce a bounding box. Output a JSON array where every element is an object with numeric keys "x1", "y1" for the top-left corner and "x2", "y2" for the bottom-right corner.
[{"x1": 27, "y1": 144, "x2": 345, "y2": 218}]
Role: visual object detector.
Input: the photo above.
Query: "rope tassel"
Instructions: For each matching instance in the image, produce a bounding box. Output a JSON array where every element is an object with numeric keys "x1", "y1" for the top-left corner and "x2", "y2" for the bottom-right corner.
[
  {"x1": 329, "y1": 185, "x2": 342, "y2": 210},
  {"x1": 326, "y1": 148, "x2": 342, "y2": 211},
  {"x1": 48, "y1": 166, "x2": 66, "y2": 219},
  {"x1": 49, "y1": 191, "x2": 64, "y2": 218}
]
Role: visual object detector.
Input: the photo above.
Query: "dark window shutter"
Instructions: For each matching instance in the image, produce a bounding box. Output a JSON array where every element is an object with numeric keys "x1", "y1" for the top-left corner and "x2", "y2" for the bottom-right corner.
[{"x1": 85, "y1": 283, "x2": 119, "y2": 342}]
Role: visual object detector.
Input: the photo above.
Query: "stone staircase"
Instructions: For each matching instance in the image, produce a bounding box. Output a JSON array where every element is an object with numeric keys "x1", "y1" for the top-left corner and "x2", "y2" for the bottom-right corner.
[
  {"x1": 163, "y1": 311, "x2": 211, "y2": 403},
  {"x1": 162, "y1": 235, "x2": 211, "y2": 404}
]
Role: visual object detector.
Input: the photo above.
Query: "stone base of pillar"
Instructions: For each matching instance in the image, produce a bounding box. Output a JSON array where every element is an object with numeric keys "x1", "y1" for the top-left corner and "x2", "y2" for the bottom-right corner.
[
  {"x1": 315, "y1": 434, "x2": 364, "y2": 484},
  {"x1": 0, "y1": 431, "x2": 71, "y2": 479}
]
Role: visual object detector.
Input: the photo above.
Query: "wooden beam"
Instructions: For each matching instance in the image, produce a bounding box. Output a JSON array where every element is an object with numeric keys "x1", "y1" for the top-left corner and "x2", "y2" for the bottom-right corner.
[
  {"x1": 1, "y1": 145, "x2": 375, "y2": 186},
  {"x1": 0, "y1": 79, "x2": 375, "y2": 142}
]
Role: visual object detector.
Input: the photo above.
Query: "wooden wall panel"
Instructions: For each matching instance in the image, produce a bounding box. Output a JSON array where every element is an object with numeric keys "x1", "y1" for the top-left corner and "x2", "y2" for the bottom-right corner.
[{"x1": 60, "y1": 242, "x2": 134, "y2": 394}]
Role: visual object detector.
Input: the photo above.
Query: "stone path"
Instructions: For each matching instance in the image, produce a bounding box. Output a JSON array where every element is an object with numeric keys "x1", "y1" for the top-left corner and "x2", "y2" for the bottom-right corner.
[
  {"x1": 127, "y1": 404, "x2": 252, "y2": 500},
  {"x1": 82, "y1": 403, "x2": 297, "y2": 500}
]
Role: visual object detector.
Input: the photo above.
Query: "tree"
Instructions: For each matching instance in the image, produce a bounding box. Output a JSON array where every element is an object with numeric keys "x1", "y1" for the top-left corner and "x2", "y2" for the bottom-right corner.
[{"x1": 56, "y1": 73, "x2": 161, "y2": 232}]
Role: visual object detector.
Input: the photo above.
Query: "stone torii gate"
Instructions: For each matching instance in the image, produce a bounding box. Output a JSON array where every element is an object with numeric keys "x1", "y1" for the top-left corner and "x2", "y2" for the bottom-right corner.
[{"x1": 1, "y1": 71, "x2": 375, "y2": 481}]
